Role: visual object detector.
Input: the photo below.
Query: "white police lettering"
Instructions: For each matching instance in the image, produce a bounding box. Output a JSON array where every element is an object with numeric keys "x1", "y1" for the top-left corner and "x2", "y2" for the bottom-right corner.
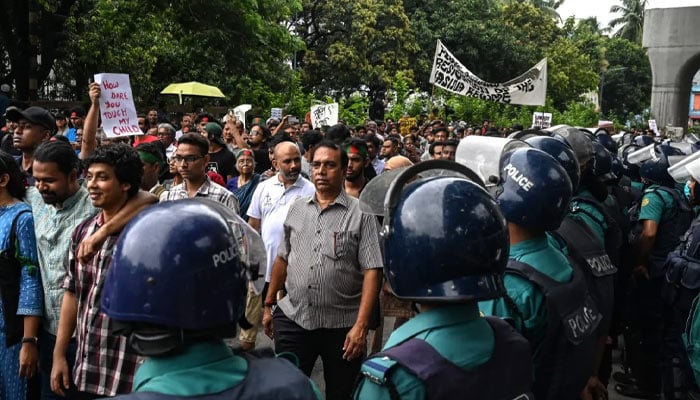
[
  {"x1": 212, "y1": 246, "x2": 236, "y2": 268},
  {"x1": 586, "y1": 255, "x2": 615, "y2": 275},
  {"x1": 566, "y1": 304, "x2": 600, "y2": 339},
  {"x1": 503, "y1": 163, "x2": 534, "y2": 191}
]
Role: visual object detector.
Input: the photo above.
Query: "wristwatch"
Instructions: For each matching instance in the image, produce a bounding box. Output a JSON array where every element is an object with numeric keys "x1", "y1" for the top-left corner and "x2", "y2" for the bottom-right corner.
[{"x1": 21, "y1": 336, "x2": 38, "y2": 345}]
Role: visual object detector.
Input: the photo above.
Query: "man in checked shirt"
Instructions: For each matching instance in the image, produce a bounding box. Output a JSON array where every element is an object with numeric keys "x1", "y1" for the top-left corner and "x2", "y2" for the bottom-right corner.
[
  {"x1": 263, "y1": 140, "x2": 383, "y2": 400},
  {"x1": 51, "y1": 144, "x2": 144, "y2": 399}
]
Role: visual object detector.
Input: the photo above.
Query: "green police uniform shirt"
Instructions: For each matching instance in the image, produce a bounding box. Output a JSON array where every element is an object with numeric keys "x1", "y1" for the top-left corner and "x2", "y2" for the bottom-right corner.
[
  {"x1": 479, "y1": 237, "x2": 572, "y2": 356},
  {"x1": 569, "y1": 188, "x2": 608, "y2": 245},
  {"x1": 638, "y1": 184, "x2": 676, "y2": 224},
  {"x1": 354, "y1": 304, "x2": 494, "y2": 400},
  {"x1": 132, "y1": 340, "x2": 322, "y2": 398}
]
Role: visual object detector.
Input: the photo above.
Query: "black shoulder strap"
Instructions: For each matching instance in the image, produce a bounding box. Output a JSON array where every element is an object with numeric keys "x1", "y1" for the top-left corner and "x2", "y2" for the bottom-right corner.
[
  {"x1": 654, "y1": 185, "x2": 692, "y2": 212},
  {"x1": 506, "y1": 259, "x2": 559, "y2": 293}
]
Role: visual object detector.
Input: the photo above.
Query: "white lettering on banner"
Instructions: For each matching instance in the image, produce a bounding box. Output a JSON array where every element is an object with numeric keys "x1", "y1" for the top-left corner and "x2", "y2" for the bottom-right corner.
[
  {"x1": 212, "y1": 246, "x2": 236, "y2": 268},
  {"x1": 503, "y1": 163, "x2": 534, "y2": 191},
  {"x1": 429, "y1": 40, "x2": 548, "y2": 106}
]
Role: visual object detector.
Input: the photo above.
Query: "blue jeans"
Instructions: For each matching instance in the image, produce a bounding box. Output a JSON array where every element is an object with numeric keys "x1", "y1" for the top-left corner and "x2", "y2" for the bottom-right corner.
[{"x1": 39, "y1": 330, "x2": 77, "y2": 400}]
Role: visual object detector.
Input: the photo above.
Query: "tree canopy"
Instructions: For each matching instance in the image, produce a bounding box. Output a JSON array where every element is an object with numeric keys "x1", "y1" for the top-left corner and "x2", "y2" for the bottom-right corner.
[{"x1": 0, "y1": 0, "x2": 652, "y2": 125}]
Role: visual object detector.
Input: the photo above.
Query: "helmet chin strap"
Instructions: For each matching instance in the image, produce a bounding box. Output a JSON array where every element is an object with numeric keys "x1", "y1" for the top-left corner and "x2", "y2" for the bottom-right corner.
[{"x1": 128, "y1": 329, "x2": 185, "y2": 357}]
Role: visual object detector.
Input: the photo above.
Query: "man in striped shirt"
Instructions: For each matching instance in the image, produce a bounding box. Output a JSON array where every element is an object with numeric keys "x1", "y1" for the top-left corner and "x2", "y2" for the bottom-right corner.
[{"x1": 263, "y1": 140, "x2": 383, "y2": 400}]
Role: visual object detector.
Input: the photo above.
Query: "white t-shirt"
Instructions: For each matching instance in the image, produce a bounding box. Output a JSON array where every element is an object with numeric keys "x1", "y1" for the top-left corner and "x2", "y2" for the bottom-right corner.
[{"x1": 247, "y1": 174, "x2": 315, "y2": 281}]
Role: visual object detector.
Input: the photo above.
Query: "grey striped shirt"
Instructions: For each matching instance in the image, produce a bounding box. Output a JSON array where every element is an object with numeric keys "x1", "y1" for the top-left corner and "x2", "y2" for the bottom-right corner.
[{"x1": 277, "y1": 190, "x2": 382, "y2": 330}]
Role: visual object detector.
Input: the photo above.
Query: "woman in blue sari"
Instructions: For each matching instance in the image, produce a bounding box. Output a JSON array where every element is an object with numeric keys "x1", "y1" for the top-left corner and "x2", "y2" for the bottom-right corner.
[{"x1": 226, "y1": 149, "x2": 260, "y2": 220}]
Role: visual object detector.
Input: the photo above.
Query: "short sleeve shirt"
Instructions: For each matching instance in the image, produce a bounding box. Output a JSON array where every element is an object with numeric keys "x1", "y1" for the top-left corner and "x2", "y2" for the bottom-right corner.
[
  {"x1": 160, "y1": 177, "x2": 240, "y2": 214},
  {"x1": 638, "y1": 184, "x2": 677, "y2": 224},
  {"x1": 247, "y1": 174, "x2": 315, "y2": 281},
  {"x1": 276, "y1": 190, "x2": 382, "y2": 330}
]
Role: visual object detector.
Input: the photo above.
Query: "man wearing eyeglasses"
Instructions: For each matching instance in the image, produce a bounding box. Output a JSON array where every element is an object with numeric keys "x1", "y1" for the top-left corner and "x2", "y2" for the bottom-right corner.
[{"x1": 159, "y1": 133, "x2": 240, "y2": 214}]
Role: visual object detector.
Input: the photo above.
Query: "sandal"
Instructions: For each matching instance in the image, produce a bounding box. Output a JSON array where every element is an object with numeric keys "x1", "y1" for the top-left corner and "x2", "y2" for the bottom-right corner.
[{"x1": 614, "y1": 383, "x2": 660, "y2": 399}]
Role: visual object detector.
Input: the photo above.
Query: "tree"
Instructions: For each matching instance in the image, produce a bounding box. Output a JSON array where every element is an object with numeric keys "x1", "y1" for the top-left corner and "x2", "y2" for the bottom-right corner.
[
  {"x1": 609, "y1": 0, "x2": 647, "y2": 44},
  {"x1": 294, "y1": 0, "x2": 418, "y2": 97},
  {"x1": 0, "y1": 0, "x2": 78, "y2": 101},
  {"x1": 599, "y1": 37, "x2": 651, "y2": 121},
  {"x1": 500, "y1": 0, "x2": 565, "y2": 21}
]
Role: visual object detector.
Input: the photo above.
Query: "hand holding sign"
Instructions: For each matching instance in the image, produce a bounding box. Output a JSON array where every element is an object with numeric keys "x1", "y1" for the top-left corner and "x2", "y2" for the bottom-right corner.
[{"x1": 94, "y1": 73, "x2": 140, "y2": 138}]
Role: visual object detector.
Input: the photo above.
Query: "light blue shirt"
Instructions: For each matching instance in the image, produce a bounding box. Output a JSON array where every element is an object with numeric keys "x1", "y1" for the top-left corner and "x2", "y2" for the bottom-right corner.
[{"x1": 25, "y1": 186, "x2": 96, "y2": 335}]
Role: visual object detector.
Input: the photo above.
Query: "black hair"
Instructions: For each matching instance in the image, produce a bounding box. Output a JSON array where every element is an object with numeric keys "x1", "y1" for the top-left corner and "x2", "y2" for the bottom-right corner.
[
  {"x1": 194, "y1": 112, "x2": 216, "y2": 124},
  {"x1": 325, "y1": 124, "x2": 351, "y2": 144},
  {"x1": 84, "y1": 143, "x2": 143, "y2": 197},
  {"x1": 0, "y1": 151, "x2": 26, "y2": 199},
  {"x1": 384, "y1": 136, "x2": 400, "y2": 147},
  {"x1": 429, "y1": 141, "x2": 445, "y2": 156},
  {"x1": 364, "y1": 133, "x2": 381, "y2": 149},
  {"x1": 433, "y1": 126, "x2": 449, "y2": 137},
  {"x1": 250, "y1": 124, "x2": 271, "y2": 140},
  {"x1": 178, "y1": 133, "x2": 209, "y2": 156},
  {"x1": 301, "y1": 130, "x2": 323, "y2": 151},
  {"x1": 34, "y1": 141, "x2": 79, "y2": 176},
  {"x1": 403, "y1": 134, "x2": 418, "y2": 145},
  {"x1": 268, "y1": 133, "x2": 295, "y2": 148},
  {"x1": 443, "y1": 139, "x2": 458, "y2": 148},
  {"x1": 314, "y1": 140, "x2": 348, "y2": 169}
]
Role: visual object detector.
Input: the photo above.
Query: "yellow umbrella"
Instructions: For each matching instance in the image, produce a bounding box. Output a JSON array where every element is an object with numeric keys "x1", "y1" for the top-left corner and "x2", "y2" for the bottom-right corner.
[{"x1": 160, "y1": 81, "x2": 226, "y2": 104}]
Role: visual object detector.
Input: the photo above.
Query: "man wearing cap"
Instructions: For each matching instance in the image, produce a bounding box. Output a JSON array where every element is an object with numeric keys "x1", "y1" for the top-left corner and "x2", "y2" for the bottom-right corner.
[
  {"x1": 160, "y1": 133, "x2": 240, "y2": 214},
  {"x1": 202, "y1": 122, "x2": 236, "y2": 182},
  {"x1": 68, "y1": 107, "x2": 85, "y2": 131},
  {"x1": 6, "y1": 106, "x2": 54, "y2": 186},
  {"x1": 136, "y1": 142, "x2": 166, "y2": 198}
]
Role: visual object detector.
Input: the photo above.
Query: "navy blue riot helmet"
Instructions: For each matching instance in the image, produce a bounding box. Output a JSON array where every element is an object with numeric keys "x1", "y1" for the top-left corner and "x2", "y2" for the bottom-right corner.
[
  {"x1": 640, "y1": 144, "x2": 684, "y2": 187},
  {"x1": 635, "y1": 135, "x2": 655, "y2": 147},
  {"x1": 525, "y1": 135, "x2": 581, "y2": 191},
  {"x1": 591, "y1": 141, "x2": 615, "y2": 181},
  {"x1": 596, "y1": 130, "x2": 618, "y2": 154},
  {"x1": 497, "y1": 148, "x2": 573, "y2": 232},
  {"x1": 382, "y1": 161, "x2": 508, "y2": 302},
  {"x1": 102, "y1": 199, "x2": 255, "y2": 355}
]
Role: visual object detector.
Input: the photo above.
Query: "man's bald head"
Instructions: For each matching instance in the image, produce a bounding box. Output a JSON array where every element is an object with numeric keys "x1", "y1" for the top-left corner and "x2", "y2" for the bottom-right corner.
[{"x1": 273, "y1": 141, "x2": 302, "y2": 183}]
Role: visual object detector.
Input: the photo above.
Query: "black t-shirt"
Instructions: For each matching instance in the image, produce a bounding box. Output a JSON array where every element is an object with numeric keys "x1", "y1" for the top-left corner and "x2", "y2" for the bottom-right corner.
[
  {"x1": 253, "y1": 143, "x2": 272, "y2": 174},
  {"x1": 207, "y1": 148, "x2": 236, "y2": 180}
]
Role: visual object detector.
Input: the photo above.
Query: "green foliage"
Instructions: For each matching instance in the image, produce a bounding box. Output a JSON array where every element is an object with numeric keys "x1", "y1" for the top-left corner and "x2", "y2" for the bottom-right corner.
[
  {"x1": 600, "y1": 37, "x2": 651, "y2": 122},
  {"x1": 295, "y1": 0, "x2": 417, "y2": 96},
  {"x1": 609, "y1": 0, "x2": 647, "y2": 44}
]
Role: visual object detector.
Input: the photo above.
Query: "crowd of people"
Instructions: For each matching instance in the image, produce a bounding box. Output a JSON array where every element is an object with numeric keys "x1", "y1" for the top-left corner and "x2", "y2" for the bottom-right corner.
[{"x1": 3, "y1": 81, "x2": 700, "y2": 400}]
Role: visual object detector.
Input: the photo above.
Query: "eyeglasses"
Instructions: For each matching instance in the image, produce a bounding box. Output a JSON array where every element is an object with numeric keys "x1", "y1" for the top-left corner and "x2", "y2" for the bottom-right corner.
[{"x1": 172, "y1": 155, "x2": 204, "y2": 164}]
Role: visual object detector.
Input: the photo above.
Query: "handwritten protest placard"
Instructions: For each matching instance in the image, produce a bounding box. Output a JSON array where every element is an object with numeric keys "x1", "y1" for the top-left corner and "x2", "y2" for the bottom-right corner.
[
  {"x1": 310, "y1": 103, "x2": 338, "y2": 129},
  {"x1": 648, "y1": 119, "x2": 659, "y2": 136},
  {"x1": 532, "y1": 112, "x2": 552, "y2": 128},
  {"x1": 233, "y1": 104, "x2": 252, "y2": 129},
  {"x1": 270, "y1": 108, "x2": 283, "y2": 121},
  {"x1": 429, "y1": 40, "x2": 547, "y2": 106},
  {"x1": 94, "y1": 73, "x2": 140, "y2": 137}
]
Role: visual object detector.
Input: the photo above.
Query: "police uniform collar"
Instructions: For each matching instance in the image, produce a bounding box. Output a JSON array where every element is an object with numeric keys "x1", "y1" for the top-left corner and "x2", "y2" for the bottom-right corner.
[{"x1": 384, "y1": 303, "x2": 480, "y2": 349}]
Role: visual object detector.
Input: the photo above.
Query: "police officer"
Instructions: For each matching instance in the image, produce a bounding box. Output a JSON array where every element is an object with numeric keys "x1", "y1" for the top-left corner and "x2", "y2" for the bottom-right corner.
[
  {"x1": 622, "y1": 144, "x2": 693, "y2": 398},
  {"x1": 528, "y1": 134, "x2": 619, "y2": 395},
  {"x1": 354, "y1": 160, "x2": 533, "y2": 400},
  {"x1": 101, "y1": 199, "x2": 322, "y2": 399},
  {"x1": 478, "y1": 147, "x2": 602, "y2": 400}
]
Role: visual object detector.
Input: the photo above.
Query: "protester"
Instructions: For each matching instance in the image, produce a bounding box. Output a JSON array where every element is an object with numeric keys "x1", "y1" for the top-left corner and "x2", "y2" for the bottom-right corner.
[
  {"x1": 0, "y1": 150, "x2": 42, "y2": 400},
  {"x1": 225, "y1": 149, "x2": 261, "y2": 220},
  {"x1": 263, "y1": 141, "x2": 382, "y2": 400}
]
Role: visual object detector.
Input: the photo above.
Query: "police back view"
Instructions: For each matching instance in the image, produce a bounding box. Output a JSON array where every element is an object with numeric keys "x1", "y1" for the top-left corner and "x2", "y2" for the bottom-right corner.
[
  {"x1": 354, "y1": 160, "x2": 533, "y2": 400},
  {"x1": 479, "y1": 147, "x2": 602, "y2": 400},
  {"x1": 100, "y1": 199, "x2": 321, "y2": 400}
]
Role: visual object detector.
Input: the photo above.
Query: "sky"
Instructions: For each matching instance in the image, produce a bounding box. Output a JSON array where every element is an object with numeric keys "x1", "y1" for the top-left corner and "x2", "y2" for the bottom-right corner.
[{"x1": 558, "y1": 0, "x2": 700, "y2": 31}]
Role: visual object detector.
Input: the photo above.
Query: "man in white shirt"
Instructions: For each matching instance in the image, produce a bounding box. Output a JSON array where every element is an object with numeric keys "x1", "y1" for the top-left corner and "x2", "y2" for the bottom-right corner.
[{"x1": 242, "y1": 140, "x2": 315, "y2": 350}]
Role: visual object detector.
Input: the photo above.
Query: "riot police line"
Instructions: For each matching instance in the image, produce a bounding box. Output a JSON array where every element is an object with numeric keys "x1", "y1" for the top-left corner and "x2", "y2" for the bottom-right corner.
[{"x1": 98, "y1": 125, "x2": 700, "y2": 399}]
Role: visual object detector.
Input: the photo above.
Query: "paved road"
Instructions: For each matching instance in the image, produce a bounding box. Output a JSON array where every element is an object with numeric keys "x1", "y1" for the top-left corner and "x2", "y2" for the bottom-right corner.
[{"x1": 239, "y1": 317, "x2": 637, "y2": 399}]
